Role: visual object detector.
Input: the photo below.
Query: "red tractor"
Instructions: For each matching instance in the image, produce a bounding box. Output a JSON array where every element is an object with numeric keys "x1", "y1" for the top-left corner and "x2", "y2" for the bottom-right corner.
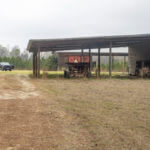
[{"x1": 64, "y1": 56, "x2": 91, "y2": 78}]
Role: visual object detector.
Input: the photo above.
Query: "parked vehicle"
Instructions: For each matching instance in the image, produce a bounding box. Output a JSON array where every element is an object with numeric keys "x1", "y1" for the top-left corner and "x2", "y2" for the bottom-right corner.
[{"x1": 0, "y1": 62, "x2": 14, "y2": 71}]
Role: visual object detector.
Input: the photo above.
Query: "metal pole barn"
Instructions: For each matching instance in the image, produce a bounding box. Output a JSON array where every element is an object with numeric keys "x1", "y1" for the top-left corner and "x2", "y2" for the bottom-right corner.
[{"x1": 27, "y1": 34, "x2": 150, "y2": 78}]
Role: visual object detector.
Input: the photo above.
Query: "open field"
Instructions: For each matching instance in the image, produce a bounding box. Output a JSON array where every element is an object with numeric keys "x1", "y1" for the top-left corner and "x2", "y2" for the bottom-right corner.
[
  {"x1": 0, "y1": 70, "x2": 128, "y2": 78},
  {"x1": 0, "y1": 71, "x2": 150, "y2": 149}
]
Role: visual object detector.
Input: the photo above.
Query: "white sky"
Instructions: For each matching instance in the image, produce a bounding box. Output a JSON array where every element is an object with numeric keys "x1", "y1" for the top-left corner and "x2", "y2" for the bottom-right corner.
[{"x1": 0, "y1": 0, "x2": 150, "y2": 51}]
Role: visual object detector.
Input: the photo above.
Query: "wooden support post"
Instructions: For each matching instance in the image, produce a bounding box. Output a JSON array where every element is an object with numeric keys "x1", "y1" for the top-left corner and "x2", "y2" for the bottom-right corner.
[
  {"x1": 89, "y1": 48, "x2": 91, "y2": 72},
  {"x1": 35, "y1": 52, "x2": 38, "y2": 78},
  {"x1": 81, "y1": 49, "x2": 84, "y2": 63},
  {"x1": 141, "y1": 61, "x2": 144, "y2": 78},
  {"x1": 112, "y1": 56, "x2": 114, "y2": 71},
  {"x1": 98, "y1": 48, "x2": 101, "y2": 77},
  {"x1": 81, "y1": 49, "x2": 84, "y2": 56},
  {"x1": 33, "y1": 52, "x2": 36, "y2": 77},
  {"x1": 80, "y1": 49, "x2": 84, "y2": 74},
  {"x1": 123, "y1": 56, "x2": 126, "y2": 73},
  {"x1": 109, "y1": 42, "x2": 112, "y2": 78},
  {"x1": 37, "y1": 47, "x2": 40, "y2": 78}
]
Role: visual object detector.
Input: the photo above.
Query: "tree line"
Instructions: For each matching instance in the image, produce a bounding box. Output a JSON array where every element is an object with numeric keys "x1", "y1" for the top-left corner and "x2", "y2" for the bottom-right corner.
[
  {"x1": 0, "y1": 44, "x2": 127, "y2": 72},
  {"x1": 0, "y1": 45, "x2": 58, "y2": 70},
  {"x1": 100, "y1": 61, "x2": 128, "y2": 72}
]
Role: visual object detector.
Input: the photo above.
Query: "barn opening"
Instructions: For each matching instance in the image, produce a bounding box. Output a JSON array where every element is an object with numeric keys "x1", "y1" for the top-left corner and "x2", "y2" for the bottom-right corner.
[{"x1": 55, "y1": 51, "x2": 128, "y2": 78}]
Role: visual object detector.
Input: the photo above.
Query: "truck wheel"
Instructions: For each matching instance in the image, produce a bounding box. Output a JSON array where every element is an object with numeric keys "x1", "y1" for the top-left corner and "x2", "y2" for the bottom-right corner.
[{"x1": 9, "y1": 69, "x2": 12, "y2": 71}]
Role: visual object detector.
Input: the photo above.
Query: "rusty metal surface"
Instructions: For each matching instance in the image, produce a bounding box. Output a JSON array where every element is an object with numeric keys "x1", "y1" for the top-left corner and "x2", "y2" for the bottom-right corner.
[{"x1": 68, "y1": 56, "x2": 89, "y2": 63}]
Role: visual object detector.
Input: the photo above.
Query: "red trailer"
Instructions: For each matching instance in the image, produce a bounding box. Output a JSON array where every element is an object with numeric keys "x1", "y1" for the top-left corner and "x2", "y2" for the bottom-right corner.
[
  {"x1": 68, "y1": 56, "x2": 89, "y2": 63},
  {"x1": 64, "y1": 56, "x2": 91, "y2": 78}
]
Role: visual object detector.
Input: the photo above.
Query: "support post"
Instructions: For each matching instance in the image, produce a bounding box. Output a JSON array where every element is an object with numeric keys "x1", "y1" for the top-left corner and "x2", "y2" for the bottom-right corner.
[
  {"x1": 35, "y1": 52, "x2": 38, "y2": 78},
  {"x1": 89, "y1": 48, "x2": 91, "y2": 72},
  {"x1": 112, "y1": 56, "x2": 114, "y2": 71},
  {"x1": 33, "y1": 52, "x2": 36, "y2": 77},
  {"x1": 109, "y1": 42, "x2": 112, "y2": 78},
  {"x1": 141, "y1": 61, "x2": 144, "y2": 78},
  {"x1": 80, "y1": 49, "x2": 84, "y2": 74},
  {"x1": 123, "y1": 56, "x2": 126, "y2": 73},
  {"x1": 37, "y1": 47, "x2": 40, "y2": 78},
  {"x1": 81, "y1": 49, "x2": 84, "y2": 56},
  {"x1": 98, "y1": 48, "x2": 101, "y2": 77},
  {"x1": 81, "y1": 49, "x2": 84, "y2": 63}
]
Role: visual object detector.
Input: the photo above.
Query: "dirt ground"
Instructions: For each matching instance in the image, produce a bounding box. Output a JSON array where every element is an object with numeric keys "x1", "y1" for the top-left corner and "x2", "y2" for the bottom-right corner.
[
  {"x1": 0, "y1": 74, "x2": 150, "y2": 150},
  {"x1": 0, "y1": 74, "x2": 92, "y2": 150}
]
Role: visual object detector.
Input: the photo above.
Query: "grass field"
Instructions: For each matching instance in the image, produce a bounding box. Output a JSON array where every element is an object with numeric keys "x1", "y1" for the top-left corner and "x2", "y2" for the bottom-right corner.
[
  {"x1": 0, "y1": 70, "x2": 150, "y2": 150},
  {"x1": 0, "y1": 70, "x2": 128, "y2": 78},
  {"x1": 35, "y1": 78, "x2": 150, "y2": 150}
]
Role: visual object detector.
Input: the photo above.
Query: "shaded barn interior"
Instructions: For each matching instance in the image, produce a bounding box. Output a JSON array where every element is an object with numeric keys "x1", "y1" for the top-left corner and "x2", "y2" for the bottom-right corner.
[
  {"x1": 55, "y1": 52, "x2": 128, "y2": 71},
  {"x1": 27, "y1": 34, "x2": 150, "y2": 78}
]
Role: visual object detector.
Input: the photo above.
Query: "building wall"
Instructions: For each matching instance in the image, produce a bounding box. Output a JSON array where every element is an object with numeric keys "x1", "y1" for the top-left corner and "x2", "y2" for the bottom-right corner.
[{"x1": 129, "y1": 44, "x2": 150, "y2": 75}]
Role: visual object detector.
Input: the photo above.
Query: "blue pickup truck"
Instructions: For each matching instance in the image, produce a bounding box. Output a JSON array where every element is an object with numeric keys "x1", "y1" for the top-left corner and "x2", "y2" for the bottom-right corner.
[{"x1": 0, "y1": 62, "x2": 14, "y2": 71}]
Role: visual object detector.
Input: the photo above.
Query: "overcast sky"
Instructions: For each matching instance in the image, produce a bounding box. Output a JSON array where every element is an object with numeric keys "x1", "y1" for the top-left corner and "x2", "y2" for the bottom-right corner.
[{"x1": 0, "y1": 0, "x2": 150, "y2": 51}]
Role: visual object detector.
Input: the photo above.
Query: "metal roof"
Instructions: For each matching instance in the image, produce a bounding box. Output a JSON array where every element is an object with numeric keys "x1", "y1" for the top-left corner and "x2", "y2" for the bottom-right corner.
[
  {"x1": 27, "y1": 34, "x2": 150, "y2": 52},
  {"x1": 56, "y1": 52, "x2": 128, "y2": 57}
]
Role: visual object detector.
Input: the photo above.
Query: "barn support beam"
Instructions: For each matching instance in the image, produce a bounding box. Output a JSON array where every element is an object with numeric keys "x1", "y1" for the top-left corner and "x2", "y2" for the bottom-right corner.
[
  {"x1": 98, "y1": 48, "x2": 101, "y2": 77},
  {"x1": 37, "y1": 47, "x2": 41, "y2": 78},
  {"x1": 35, "y1": 52, "x2": 38, "y2": 78},
  {"x1": 80, "y1": 49, "x2": 84, "y2": 74},
  {"x1": 81, "y1": 49, "x2": 84, "y2": 56},
  {"x1": 142, "y1": 61, "x2": 145, "y2": 77},
  {"x1": 33, "y1": 52, "x2": 36, "y2": 77},
  {"x1": 89, "y1": 48, "x2": 91, "y2": 73},
  {"x1": 109, "y1": 42, "x2": 112, "y2": 78},
  {"x1": 123, "y1": 56, "x2": 126, "y2": 73},
  {"x1": 112, "y1": 56, "x2": 114, "y2": 71}
]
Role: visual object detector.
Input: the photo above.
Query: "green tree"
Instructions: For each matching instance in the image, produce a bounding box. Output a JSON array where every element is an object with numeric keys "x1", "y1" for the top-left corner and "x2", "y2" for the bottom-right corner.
[{"x1": 45, "y1": 55, "x2": 58, "y2": 71}]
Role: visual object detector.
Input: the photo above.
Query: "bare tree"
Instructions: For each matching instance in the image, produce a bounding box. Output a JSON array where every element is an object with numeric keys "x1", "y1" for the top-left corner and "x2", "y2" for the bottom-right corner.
[
  {"x1": 0, "y1": 45, "x2": 9, "y2": 57},
  {"x1": 10, "y1": 46, "x2": 20, "y2": 58},
  {"x1": 21, "y1": 50, "x2": 29, "y2": 60}
]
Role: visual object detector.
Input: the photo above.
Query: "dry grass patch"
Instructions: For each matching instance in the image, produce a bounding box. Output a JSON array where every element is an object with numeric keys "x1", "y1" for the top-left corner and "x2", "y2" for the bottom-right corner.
[
  {"x1": 35, "y1": 78, "x2": 150, "y2": 150},
  {"x1": 0, "y1": 74, "x2": 92, "y2": 150}
]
